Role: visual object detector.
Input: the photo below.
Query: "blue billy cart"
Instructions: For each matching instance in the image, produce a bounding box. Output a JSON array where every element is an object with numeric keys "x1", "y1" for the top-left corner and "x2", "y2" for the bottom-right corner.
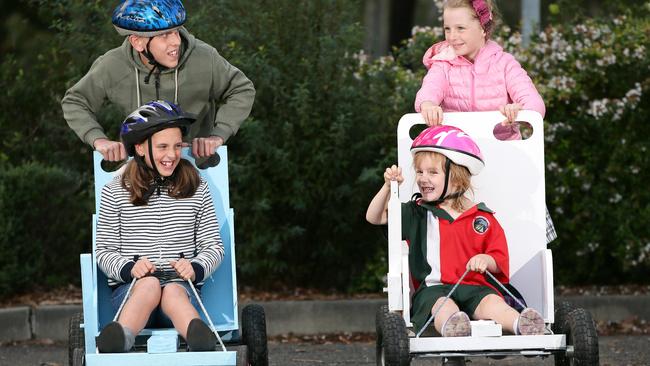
[{"x1": 68, "y1": 147, "x2": 268, "y2": 366}]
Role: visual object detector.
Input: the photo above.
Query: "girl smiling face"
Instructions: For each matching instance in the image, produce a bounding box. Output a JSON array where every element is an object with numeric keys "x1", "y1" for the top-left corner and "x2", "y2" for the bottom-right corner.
[
  {"x1": 443, "y1": 6, "x2": 487, "y2": 62},
  {"x1": 135, "y1": 127, "x2": 183, "y2": 177},
  {"x1": 415, "y1": 153, "x2": 448, "y2": 202}
]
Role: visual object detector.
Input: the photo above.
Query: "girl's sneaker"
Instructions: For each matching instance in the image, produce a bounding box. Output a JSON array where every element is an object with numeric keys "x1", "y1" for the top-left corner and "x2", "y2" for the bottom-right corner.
[
  {"x1": 441, "y1": 311, "x2": 471, "y2": 337},
  {"x1": 96, "y1": 321, "x2": 127, "y2": 353},
  {"x1": 186, "y1": 318, "x2": 217, "y2": 351},
  {"x1": 517, "y1": 308, "x2": 545, "y2": 335}
]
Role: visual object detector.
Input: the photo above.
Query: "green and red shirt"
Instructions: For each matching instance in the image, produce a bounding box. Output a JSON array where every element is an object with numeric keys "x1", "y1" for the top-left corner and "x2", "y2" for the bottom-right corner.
[{"x1": 402, "y1": 199, "x2": 509, "y2": 292}]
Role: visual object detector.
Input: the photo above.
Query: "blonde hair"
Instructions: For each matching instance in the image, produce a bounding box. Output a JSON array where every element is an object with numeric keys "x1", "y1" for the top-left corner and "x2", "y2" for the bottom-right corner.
[
  {"x1": 414, "y1": 151, "x2": 473, "y2": 212},
  {"x1": 443, "y1": 0, "x2": 499, "y2": 37},
  {"x1": 121, "y1": 158, "x2": 200, "y2": 206}
]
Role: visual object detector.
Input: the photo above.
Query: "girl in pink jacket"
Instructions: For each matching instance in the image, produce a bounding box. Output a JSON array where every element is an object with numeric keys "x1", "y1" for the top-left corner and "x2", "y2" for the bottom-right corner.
[
  {"x1": 415, "y1": 0, "x2": 545, "y2": 141},
  {"x1": 416, "y1": 0, "x2": 556, "y2": 243}
]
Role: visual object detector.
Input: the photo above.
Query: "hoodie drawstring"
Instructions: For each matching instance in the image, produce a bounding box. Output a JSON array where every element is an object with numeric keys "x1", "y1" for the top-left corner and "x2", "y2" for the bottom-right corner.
[{"x1": 134, "y1": 67, "x2": 178, "y2": 107}]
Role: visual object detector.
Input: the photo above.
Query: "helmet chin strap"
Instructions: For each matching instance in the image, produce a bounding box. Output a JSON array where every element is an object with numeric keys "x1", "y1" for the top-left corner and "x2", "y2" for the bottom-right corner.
[
  {"x1": 430, "y1": 157, "x2": 464, "y2": 206},
  {"x1": 142, "y1": 38, "x2": 167, "y2": 100}
]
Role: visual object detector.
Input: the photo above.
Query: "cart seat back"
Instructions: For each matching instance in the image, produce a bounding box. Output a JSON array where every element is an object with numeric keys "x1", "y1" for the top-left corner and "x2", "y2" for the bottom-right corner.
[
  {"x1": 91, "y1": 147, "x2": 238, "y2": 333},
  {"x1": 396, "y1": 111, "x2": 553, "y2": 320}
]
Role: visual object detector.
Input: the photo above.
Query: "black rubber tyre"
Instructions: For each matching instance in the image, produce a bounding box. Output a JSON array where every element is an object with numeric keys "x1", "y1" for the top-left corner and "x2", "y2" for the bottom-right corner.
[
  {"x1": 72, "y1": 347, "x2": 85, "y2": 366},
  {"x1": 552, "y1": 301, "x2": 576, "y2": 335},
  {"x1": 237, "y1": 344, "x2": 250, "y2": 366},
  {"x1": 375, "y1": 305, "x2": 389, "y2": 365},
  {"x1": 377, "y1": 311, "x2": 410, "y2": 366},
  {"x1": 68, "y1": 312, "x2": 84, "y2": 366},
  {"x1": 241, "y1": 304, "x2": 268, "y2": 366},
  {"x1": 554, "y1": 308, "x2": 599, "y2": 366}
]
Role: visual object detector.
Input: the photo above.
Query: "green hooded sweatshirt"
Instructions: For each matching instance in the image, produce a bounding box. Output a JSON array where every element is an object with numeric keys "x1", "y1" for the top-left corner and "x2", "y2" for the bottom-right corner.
[{"x1": 61, "y1": 27, "x2": 255, "y2": 146}]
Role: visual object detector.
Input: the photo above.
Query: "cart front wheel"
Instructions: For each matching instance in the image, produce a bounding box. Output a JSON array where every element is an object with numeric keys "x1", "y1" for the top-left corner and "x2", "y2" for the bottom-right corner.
[
  {"x1": 554, "y1": 308, "x2": 599, "y2": 366},
  {"x1": 72, "y1": 347, "x2": 85, "y2": 366},
  {"x1": 377, "y1": 311, "x2": 410, "y2": 366},
  {"x1": 68, "y1": 312, "x2": 84, "y2": 366},
  {"x1": 241, "y1": 304, "x2": 268, "y2": 366}
]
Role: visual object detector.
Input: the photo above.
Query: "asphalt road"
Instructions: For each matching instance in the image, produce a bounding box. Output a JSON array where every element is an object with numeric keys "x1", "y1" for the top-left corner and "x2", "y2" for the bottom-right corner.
[{"x1": 0, "y1": 336, "x2": 648, "y2": 366}]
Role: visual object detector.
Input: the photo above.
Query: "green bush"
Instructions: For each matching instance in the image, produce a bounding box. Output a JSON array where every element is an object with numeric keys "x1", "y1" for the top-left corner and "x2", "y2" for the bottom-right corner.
[
  {"x1": 0, "y1": 162, "x2": 92, "y2": 298},
  {"x1": 366, "y1": 4, "x2": 650, "y2": 286},
  {"x1": 2, "y1": 0, "x2": 649, "y2": 298}
]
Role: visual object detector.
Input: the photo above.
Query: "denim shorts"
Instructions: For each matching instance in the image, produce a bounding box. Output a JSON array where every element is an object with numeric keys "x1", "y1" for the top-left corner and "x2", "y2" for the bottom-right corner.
[{"x1": 111, "y1": 280, "x2": 201, "y2": 328}]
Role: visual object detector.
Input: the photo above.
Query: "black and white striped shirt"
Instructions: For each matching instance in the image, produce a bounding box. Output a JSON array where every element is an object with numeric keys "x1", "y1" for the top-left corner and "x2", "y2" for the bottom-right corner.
[{"x1": 96, "y1": 176, "x2": 224, "y2": 287}]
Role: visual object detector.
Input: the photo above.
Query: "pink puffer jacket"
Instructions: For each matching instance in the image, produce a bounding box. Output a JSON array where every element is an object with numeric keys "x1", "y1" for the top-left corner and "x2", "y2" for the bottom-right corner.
[{"x1": 414, "y1": 40, "x2": 545, "y2": 140}]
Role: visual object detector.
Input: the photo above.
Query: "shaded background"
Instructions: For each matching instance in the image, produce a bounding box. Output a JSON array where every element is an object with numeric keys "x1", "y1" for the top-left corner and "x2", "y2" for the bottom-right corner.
[{"x1": 0, "y1": 0, "x2": 648, "y2": 298}]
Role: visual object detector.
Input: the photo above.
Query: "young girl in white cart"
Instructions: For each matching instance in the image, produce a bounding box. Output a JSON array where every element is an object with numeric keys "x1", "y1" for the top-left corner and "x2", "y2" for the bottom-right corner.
[{"x1": 366, "y1": 125, "x2": 545, "y2": 337}]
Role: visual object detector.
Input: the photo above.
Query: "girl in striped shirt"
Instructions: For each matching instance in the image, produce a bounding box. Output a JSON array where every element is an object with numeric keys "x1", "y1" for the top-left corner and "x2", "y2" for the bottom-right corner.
[{"x1": 95, "y1": 101, "x2": 224, "y2": 353}]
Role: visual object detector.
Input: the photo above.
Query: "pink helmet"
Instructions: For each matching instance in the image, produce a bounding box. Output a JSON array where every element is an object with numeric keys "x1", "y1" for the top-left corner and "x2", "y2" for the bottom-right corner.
[{"x1": 411, "y1": 125, "x2": 484, "y2": 175}]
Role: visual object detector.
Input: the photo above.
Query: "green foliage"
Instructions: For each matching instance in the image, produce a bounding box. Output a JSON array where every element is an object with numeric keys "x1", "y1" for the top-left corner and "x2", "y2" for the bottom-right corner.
[
  {"x1": 188, "y1": 0, "x2": 406, "y2": 288},
  {"x1": 2, "y1": 0, "x2": 649, "y2": 298},
  {"x1": 0, "y1": 163, "x2": 92, "y2": 297},
  {"x1": 392, "y1": 5, "x2": 650, "y2": 285}
]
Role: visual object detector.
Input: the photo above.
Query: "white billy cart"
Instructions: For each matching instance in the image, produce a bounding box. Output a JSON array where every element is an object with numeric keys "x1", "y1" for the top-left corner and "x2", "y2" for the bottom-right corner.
[{"x1": 376, "y1": 111, "x2": 599, "y2": 366}]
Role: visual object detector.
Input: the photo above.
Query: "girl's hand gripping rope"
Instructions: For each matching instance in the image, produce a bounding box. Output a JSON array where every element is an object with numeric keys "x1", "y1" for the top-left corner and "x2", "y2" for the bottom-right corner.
[
  {"x1": 170, "y1": 253, "x2": 196, "y2": 281},
  {"x1": 131, "y1": 255, "x2": 156, "y2": 279}
]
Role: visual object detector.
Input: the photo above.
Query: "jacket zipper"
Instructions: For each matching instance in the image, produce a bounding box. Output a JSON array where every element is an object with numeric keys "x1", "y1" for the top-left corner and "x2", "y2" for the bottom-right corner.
[{"x1": 470, "y1": 66, "x2": 476, "y2": 111}]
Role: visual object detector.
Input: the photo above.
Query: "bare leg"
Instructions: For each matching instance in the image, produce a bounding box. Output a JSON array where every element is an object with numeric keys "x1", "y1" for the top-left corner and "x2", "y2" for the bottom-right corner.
[
  {"x1": 431, "y1": 297, "x2": 461, "y2": 334},
  {"x1": 160, "y1": 283, "x2": 199, "y2": 339},
  {"x1": 472, "y1": 294, "x2": 519, "y2": 334},
  {"x1": 118, "y1": 277, "x2": 161, "y2": 334}
]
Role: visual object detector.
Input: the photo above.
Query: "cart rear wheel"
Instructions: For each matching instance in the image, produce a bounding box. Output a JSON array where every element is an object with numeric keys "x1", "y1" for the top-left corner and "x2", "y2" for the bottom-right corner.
[
  {"x1": 377, "y1": 310, "x2": 410, "y2": 366},
  {"x1": 72, "y1": 347, "x2": 85, "y2": 366},
  {"x1": 241, "y1": 304, "x2": 268, "y2": 366},
  {"x1": 68, "y1": 312, "x2": 84, "y2": 366},
  {"x1": 554, "y1": 308, "x2": 599, "y2": 366}
]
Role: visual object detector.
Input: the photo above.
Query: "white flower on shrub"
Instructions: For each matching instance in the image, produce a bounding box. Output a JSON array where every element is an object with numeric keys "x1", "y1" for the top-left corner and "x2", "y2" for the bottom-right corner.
[
  {"x1": 633, "y1": 45, "x2": 647, "y2": 59},
  {"x1": 631, "y1": 166, "x2": 640, "y2": 174},
  {"x1": 587, "y1": 99, "x2": 609, "y2": 119},
  {"x1": 609, "y1": 193, "x2": 622, "y2": 203}
]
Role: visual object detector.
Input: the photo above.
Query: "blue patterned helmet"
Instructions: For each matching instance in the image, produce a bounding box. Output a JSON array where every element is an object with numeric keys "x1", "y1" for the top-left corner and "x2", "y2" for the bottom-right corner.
[
  {"x1": 120, "y1": 100, "x2": 195, "y2": 156},
  {"x1": 112, "y1": 0, "x2": 186, "y2": 37}
]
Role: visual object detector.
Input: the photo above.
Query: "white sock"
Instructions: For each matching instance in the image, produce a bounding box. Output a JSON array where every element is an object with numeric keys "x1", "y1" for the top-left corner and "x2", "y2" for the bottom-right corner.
[
  {"x1": 513, "y1": 317, "x2": 520, "y2": 335},
  {"x1": 123, "y1": 326, "x2": 136, "y2": 351}
]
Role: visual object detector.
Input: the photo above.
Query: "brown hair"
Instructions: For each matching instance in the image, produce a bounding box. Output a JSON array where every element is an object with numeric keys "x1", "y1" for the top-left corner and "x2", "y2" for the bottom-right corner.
[
  {"x1": 443, "y1": 0, "x2": 499, "y2": 37},
  {"x1": 121, "y1": 158, "x2": 201, "y2": 206},
  {"x1": 414, "y1": 151, "x2": 473, "y2": 212}
]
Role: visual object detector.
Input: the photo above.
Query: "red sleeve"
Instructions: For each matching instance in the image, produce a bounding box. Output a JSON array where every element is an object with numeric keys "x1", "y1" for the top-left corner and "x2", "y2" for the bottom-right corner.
[{"x1": 484, "y1": 214, "x2": 510, "y2": 283}]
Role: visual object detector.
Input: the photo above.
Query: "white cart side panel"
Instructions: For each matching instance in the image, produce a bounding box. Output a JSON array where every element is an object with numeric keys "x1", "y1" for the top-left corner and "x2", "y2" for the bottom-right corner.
[{"x1": 396, "y1": 112, "x2": 548, "y2": 317}]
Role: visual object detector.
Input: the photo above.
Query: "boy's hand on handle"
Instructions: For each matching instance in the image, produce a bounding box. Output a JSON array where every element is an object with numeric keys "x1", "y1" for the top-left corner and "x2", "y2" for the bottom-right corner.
[
  {"x1": 192, "y1": 136, "x2": 224, "y2": 158},
  {"x1": 94, "y1": 138, "x2": 127, "y2": 162},
  {"x1": 499, "y1": 103, "x2": 522, "y2": 125},
  {"x1": 131, "y1": 257, "x2": 156, "y2": 279},
  {"x1": 170, "y1": 258, "x2": 196, "y2": 281},
  {"x1": 383, "y1": 165, "x2": 404, "y2": 186},
  {"x1": 466, "y1": 254, "x2": 495, "y2": 273},
  {"x1": 420, "y1": 101, "x2": 443, "y2": 126}
]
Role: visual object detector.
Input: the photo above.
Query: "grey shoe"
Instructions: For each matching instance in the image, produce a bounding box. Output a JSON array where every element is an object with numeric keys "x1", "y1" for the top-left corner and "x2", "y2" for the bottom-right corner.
[
  {"x1": 441, "y1": 311, "x2": 471, "y2": 337},
  {"x1": 518, "y1": 308, "x2": 545, "y2": 335}
]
